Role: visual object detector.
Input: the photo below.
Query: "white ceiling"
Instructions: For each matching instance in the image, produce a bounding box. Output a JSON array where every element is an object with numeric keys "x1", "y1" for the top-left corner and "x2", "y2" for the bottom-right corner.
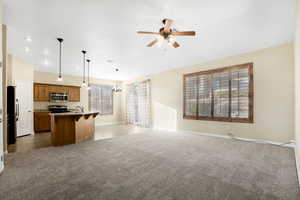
[{"x1": 4, "y1": 0, "x2": 296, "y2": 81}]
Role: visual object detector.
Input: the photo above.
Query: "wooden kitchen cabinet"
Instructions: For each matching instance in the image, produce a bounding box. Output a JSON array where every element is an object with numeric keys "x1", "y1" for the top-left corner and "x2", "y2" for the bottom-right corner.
[
  {"x1": 67, "y1": 86, "x2": 80, "y2": 102},
  {"x1": 48, "y1": 85, "x2": 67, "y2": 94},
  {"x1": 33, "y1": 83, "x2": 80, "y2": 102},
  {"x1": 34, "y1": 111, "x2": 51, "y2": 132},
  {"x1": 34, "y1": 84, "x2": 49, "y2": 101}
]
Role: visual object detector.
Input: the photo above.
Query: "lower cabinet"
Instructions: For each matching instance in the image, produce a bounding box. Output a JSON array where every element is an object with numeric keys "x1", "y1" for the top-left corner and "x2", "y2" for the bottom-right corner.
[{"x1": 34, "y1": 112, "x2": 51, "y2": 132}]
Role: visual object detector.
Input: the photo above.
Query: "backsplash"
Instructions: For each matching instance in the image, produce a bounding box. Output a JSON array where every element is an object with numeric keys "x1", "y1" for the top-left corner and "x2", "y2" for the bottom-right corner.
[{"x1": 34, "y1": 101, "x2": 86, "y2": 111}]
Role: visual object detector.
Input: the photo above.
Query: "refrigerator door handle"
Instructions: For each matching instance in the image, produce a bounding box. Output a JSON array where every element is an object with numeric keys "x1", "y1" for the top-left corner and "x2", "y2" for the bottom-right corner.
[{"x1": 16, "y1": 99, "x2": 19, "y2": 121}]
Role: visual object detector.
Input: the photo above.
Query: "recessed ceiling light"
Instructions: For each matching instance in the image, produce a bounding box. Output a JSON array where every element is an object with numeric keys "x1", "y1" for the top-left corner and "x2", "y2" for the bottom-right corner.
[
  {"x1": 43, "y1": 49, "x2": 49, "y2": 55},
  {"x1": 25, "y1": 46, "x2": 30, "y2": 52},
  {"x1": 25, "y1": 36, "x2": 32, "y2": 42},
  {"x1": 106, "y1": 59, "x2": 113, "y2": 63},
  {"x1": 44, "y1": 59, "x2": 49, "y2": 66}
]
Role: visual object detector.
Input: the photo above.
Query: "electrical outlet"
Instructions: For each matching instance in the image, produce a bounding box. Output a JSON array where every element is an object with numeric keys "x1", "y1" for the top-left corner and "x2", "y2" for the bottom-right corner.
[{"x1": 227, "y1": 132, "x2": 234, "y2": 137}]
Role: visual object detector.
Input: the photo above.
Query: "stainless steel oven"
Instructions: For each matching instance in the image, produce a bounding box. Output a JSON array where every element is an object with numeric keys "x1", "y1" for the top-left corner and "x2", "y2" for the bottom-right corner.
[{"x1": 49, "y1": 93, "x2": 68, "y2": 102}]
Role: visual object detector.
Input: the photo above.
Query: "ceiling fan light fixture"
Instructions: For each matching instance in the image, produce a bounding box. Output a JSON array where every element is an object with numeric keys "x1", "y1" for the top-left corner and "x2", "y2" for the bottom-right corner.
[{"x1": 137, "y1": 19, "x2": 195, "y2": 48}]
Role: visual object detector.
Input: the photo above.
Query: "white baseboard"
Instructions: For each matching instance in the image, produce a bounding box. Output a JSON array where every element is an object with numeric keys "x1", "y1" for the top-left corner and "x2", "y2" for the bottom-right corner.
[
  {"x1": 96, "y1": 121, "x2": 125, "y2": 127},
  {"x1": 152, "y1": 128, "x2": 295, "y2": 148},
  {"x1": 153, "y1": 127, "x2": 177, "y2": 132},
  {"x1": 180, "y1": 130, "x2": 295, "y2": 148}
]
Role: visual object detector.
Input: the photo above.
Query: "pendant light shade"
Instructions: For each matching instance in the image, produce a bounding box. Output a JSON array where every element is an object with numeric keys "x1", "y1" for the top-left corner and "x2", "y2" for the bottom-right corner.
[
  {"x1": 57, "y1": 38, "x2": 64, "y2": 81},
  {"x1": 86, "y1": 59, "x2": 91, "y2": 90},
  {"x1": 81, "y1": 50, "x2": 87, "y2": 87}
]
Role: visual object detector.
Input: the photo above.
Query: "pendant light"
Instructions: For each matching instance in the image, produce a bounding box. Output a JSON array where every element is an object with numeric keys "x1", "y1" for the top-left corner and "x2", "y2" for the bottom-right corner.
[
  {"x1": 112, "y1": 68, "x2": 122, "y2": 93},
  {"x1": 57, "y1": 38, "x2": 64, "y2": 81},
  {"x1": 86, "y1": 59, "x2": 91, "y2": 90},
  {"x1": 81, "y1": 50, "x2": 87, "y2": 87}
]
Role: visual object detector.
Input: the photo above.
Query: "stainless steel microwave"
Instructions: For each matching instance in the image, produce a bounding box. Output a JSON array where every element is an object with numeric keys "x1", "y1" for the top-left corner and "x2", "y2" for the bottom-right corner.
[{"x1": 49, "y1": 93, "x2": 68, "y2": 102}]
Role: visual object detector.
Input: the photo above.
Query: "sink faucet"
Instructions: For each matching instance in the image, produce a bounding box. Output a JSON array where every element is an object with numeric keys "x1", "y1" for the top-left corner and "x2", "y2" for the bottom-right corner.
[{"x1": 75, "y1": 106, "x2": 84, "y2": 113}]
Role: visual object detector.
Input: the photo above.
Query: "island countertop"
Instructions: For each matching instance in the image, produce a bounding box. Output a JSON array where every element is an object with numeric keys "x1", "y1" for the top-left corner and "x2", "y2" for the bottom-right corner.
[{"x1": 49, "y1": 111, "x2": 99, "y2": 117}]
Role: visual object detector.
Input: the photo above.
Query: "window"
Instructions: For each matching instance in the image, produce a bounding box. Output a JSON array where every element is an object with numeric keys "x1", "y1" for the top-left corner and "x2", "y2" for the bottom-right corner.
[
  {"x1": 183, "y1": 63, "x2": 253, "y2": 123},
  {"x1": 89, "y1": 84, "x2": 113, "y2": 115}
]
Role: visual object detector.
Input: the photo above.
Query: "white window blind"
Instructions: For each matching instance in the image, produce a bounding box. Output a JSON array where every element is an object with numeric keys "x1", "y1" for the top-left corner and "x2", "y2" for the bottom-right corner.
[
  {"x1": 183, "y1": 63, "x2": 253, "y2": 123},
  {"x1": 89, "y1": 84, "x2": 113, "y2": 115},
  {"x1": 126, "y1": 80, "x2": 151, "y2": 127}
]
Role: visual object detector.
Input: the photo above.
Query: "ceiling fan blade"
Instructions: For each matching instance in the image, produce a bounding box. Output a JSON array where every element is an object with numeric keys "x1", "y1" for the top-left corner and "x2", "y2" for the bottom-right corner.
[
  {"x1": 137, "y1": 31, "x2": 160, "y2": 35},
  {"x1": 171, "y1": 31, "x2": 196, "y2": 36},
  {"x1": 164, "y1": 19, "x2": 173, "y2": 32},
  {"x1": 169, "y1": 40, "x2": 180, "y2": 48},
  {"x1": 173, "y1": 41, "x2": 180, "y2": 48},
  {"x1": 147, "y1": 39, "x2": 159, "y2": 47}
]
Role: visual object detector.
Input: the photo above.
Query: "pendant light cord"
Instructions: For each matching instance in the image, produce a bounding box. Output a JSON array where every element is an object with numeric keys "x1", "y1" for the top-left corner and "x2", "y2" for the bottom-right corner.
[
  {"x1": 57, "y1": 38, "x2": 64, "y2": 79},
  {"x1": 82, "y1": 50, "x2": 87, "y2": 84},
  {"x1": 87, "y1": 59, "x2": 90, "y2": 87},
  {"x1": 59, "y1": 41, "x2": 62, "y2": 77}
]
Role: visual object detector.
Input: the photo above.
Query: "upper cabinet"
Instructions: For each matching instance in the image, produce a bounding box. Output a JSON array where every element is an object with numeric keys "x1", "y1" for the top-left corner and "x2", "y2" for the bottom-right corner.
[
  {"x1": 34, "y1": 84, "x2": 49, "y2": 101},
  {"x1": 33, "y1": 83, "x2": 80, "y2": 102},
  {"x1": 68, "y1": 86, "x2": 80, "y2": 102},
  {"x1": 48, "y1": 85, "x2": 68, "y2": 94}
]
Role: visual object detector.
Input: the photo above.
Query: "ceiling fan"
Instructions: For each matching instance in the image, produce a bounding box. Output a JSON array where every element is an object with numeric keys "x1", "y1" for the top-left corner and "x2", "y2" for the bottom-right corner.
[{"x1": 137, "y1": 19, "x2": 196, "y2": 48}]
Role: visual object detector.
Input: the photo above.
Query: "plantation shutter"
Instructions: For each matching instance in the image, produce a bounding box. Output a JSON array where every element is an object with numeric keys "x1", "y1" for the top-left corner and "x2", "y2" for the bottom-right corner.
[
  {"x1": 212, "y1": 71, "x2": 230, "y2": 118},
  {"x1": 183, "y1": 63, "x2": 253, "y2": 123},
  {"x1": 101, "y1": 85, "x2": 113, "y2": 115},
  {"x1": 89, "y1": 84, "x2": 113, "y2": 115},
  {"x1": 198, "y1": 74, "x2": 212, "y2": 117},
  {"x1": 184, "y1": 76, "x2": 198, "y2": 117},
  {"x1": 89, "y1": 85, "x2": 100, "y2": 112},
  {"x1": 231, "y1": 67, "x2": 250, "y2": 119}
]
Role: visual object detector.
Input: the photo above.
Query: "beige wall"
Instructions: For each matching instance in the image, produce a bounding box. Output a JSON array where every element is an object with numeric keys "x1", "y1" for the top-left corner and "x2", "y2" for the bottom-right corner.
[
  {"x1": 294, "y1": 0, "x2": 300, "y2": 185},
  {"x1": 124, "y1": 43, "x2": 294, "y2": 143},
  {"x1": 7, "y1": 54, "x2": 34, "y2": 85},
  {"x1": 34, "y1": 71, "x2": 123, "y2": 125}
]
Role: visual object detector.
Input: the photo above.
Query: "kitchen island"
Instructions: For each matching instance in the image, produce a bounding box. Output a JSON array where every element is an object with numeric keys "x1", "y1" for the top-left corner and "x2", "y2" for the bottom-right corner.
[{"x1": 50, "y1": 112, "x2": 99, "y2": 146}]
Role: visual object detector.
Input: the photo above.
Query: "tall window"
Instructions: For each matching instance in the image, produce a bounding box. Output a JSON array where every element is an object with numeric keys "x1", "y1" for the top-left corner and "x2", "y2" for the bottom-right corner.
[
  {"x1": 89, "y1": 84, "x2": 113, "y2": 115},
  {"x1": 183, "y1": 63, "x2": 253, "y2": 123}
]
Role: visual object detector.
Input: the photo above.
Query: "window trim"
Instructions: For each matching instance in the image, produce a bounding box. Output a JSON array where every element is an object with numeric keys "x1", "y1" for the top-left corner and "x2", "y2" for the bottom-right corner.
[{"x1": 183, "y1": 63, "x2": 253, "y2": 123}]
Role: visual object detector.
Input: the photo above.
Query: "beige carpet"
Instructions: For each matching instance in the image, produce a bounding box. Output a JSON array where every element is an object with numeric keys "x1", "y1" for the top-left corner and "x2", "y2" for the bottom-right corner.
[{"x1": 0, "y1": 131, "x2": 299, "y2": 200}]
